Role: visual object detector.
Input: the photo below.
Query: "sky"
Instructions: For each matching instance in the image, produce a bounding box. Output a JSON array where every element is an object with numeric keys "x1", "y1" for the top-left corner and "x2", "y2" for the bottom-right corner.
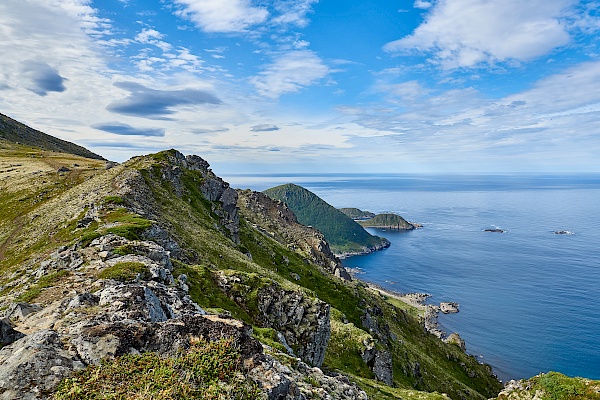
[{"x1": 1, "y1": 0, "x2": 600, "y2": 174}]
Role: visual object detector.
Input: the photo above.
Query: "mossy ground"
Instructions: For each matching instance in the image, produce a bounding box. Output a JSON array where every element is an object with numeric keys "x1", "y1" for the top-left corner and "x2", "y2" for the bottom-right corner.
[
  {"x1": 497, "y1": 372, "x2": 600, "y2": 400},
  {"x1": 98, "y1": 261, "x2": 148, "y2": 282},
  {"x1": 53, "y1": 338, "x2": 261, "y2": 400}
]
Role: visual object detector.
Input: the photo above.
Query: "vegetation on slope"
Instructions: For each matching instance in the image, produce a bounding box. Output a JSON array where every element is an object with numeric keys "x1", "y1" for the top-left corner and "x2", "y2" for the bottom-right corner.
[
  {"x1": 264, "y1": 183, "x2": 388, "y2": 255},
  {"x1": 359, "y1": 213, "x2": 415, "y2": 230},
  {"x1": 1, "y1": 144, "x2": 501, "y2": 399},
  {"x1": 54, "y1": 338, "x2": 261, "y2": 400},
  {"x1": 0, "y1": 112, "x2": 104, "y2": 160},
  {"x1": 339, "y1": 207, "x2": 376, "y2": 220},
  {"x1": 496, "y1": 372, "x2": 600, "y2": 400}
]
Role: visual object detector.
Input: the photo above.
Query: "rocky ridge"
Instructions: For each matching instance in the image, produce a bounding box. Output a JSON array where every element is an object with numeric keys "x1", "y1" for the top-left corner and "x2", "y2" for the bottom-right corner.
[
  {"x1": 0, "y1": 144, "x2": 503, "y2": 400},
  {"x1": 0, "y1": 234, "x2": 367, "y2": 399}
]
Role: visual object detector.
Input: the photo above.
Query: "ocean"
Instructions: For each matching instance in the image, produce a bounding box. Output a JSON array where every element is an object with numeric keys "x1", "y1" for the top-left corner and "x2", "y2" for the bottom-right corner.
[{"x1": 223, "y1": 173, "x2": 600, "y2": 382}]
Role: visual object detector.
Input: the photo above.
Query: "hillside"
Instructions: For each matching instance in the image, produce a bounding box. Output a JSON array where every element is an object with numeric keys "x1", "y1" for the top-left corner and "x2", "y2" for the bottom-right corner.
[
  {"x1": 264, "y1": 183, "x2": 390, "y2": 256},
  {"x1": 339, "y1": 207, "x2": 376, "y2": 220},
  {"x1": 0, "y1": 136, "x2": 503, "y2": 399},
  {"x1": 0, "y1": 112, "x2": 104, "y2": 160},
  {"x1": 359, "y1": 213, "x2": 416, "y2": 230}
]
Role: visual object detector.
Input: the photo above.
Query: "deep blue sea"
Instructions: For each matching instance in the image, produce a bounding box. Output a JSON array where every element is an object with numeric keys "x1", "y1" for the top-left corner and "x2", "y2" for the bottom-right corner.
[{"x1": 223, "y1": 173, "x2": 600, "y2": 382}]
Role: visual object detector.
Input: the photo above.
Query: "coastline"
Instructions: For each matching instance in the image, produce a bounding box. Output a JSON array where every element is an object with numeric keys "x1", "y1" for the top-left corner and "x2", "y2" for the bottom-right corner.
[
  {"x1": 335, "y1": 237, "x2": 391, "y2": 259},
  {"x1": 362, "y1": 281, "x2": 465, "y2": 349}
]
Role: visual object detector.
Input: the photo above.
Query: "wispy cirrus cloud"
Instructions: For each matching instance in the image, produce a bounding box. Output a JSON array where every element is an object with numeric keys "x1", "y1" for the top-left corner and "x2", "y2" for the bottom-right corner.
[
  {"x1": 385, "y1": 0, "x2": 574, "y2": 69},
  {"x1": 249, "y1": 50, "x2": 330, "y2": 98},
  {"x1": 106, "y1": 82, "x2": 222, "y2": 118},
  {"x1": 170, "y1": 0, "x2": 319, "y2": 33}
]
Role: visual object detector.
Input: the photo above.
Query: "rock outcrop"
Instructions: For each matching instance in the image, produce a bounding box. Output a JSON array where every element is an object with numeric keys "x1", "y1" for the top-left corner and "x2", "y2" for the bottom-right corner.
[
  {"x1": 216, "y1": 270, "x2": 331, "y2": 367},
  {"x1": 0, "y1": 234, "x2": 365, "y2": 399}
]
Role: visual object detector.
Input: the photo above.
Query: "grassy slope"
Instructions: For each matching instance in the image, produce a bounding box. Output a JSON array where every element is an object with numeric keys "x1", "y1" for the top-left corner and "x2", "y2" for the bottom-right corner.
[
  {"x1": 496, "y1": 372, "x2": 600, "y2": 400},
  {"x1": 1, "y1": 147, "x2": 501, "y2": 399},
  {"x1": 0, "y1": 113, "x2": 105, "y2": 160},
  {"x1": 264, "y1": 183, "x2": 387, "y2": 254},
  {"x1": 128, "y1": 154, "x2": 502, "y2": 399},
  {"x1": 339, "y1": 207, "x2": 376, "y2": 220},
  {"x1": 0, "y1": 141, "x2": 108, "y2": 276}
]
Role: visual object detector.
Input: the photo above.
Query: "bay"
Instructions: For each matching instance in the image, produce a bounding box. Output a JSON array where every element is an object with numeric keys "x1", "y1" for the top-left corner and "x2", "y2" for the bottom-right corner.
[{"x1": 224, "y1": 173, "x2": 600, "y2": 382}]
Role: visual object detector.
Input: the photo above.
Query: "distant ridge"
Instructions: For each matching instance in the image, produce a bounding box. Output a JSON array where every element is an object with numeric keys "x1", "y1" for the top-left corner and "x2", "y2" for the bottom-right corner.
[
  {"x1": 0, "y1": 112, "x2": 105, "y2": 160},
  {"x1": 264, "y1": 183, "x2": 390, "y2": 256}
]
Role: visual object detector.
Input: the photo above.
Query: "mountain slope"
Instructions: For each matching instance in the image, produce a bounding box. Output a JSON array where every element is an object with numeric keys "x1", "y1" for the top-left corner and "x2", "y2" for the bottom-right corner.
[
  {"x1": 0, "y1": 112, "x2": 104, "y2": 160},
  {"x1": 264, "y1": 183, "x2": 390, "y2": 255},
  {"x1": 0, "y1": 143, "x2": 502, "y2": 398}
]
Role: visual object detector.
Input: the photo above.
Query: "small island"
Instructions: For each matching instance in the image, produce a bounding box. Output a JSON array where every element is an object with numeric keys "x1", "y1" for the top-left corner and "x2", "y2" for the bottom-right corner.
[{"x1": 339, "y1": 208, "x2": 420, "y2": 230}]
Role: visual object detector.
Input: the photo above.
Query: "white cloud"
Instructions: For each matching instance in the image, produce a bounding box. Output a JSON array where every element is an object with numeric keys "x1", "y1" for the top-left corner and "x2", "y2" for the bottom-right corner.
[
  {"x1": 135, "y1": 28, "x2": 172, "y2": 52},
  {"x1": 172, "y1": 0, "x2": 268, "y2": 33},
  {"x1": 249, "y1": 50, "x2": 330, "y2": 98},
  {"x1": 340, "y1": 60, "x2": 600, "y2": 171},
  {"x1": 414, "y1": 0, "x2": 433, "y2": 9},
  {"x1": 271, "y1": 0, "x2": 319, "y2": 28},
  {"x1": 385, "y1": 0, "x2": 574, "y2": 68}
]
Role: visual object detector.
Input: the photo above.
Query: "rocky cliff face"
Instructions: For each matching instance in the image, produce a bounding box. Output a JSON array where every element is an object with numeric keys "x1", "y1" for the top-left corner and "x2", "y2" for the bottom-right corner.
[{"x1": 237, "y1": 189, "x2": 351, "y2": 280}]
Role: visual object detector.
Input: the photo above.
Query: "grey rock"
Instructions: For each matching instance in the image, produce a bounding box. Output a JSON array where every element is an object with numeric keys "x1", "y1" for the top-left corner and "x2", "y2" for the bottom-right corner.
[
  {"x1": 440, "y1": 302, "x2": 459, "y2": 314},
  {"x1": 97, "y1": 284, "x2": 168, "y2": 323},
  {"x1": 257, "y1": 284, "x2": 330, "y2": 367},
  {"x1": 373, "y1": 349, "x2": 394, "y2": 385},
  {"x1": 0, "y1": 319, "x2": 24, "y2": 346},
  {"x1": 66, "y1": 293, "x2": 99, "y2": 310},
  {"x1": 0, "y1": 330, "x2": 85, "y2": 400},
  {"x1": 3, "y1": 302, "x2": 42, "y2": 321}
]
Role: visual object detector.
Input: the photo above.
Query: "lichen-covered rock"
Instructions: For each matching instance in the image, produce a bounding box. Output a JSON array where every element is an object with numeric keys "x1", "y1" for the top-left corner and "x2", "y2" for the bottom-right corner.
[
  {"x1": 248, "y1": 356, "x2": 369, "y2": 400},
  {"x1": 217, "y1": 271, "x2": 330, "y2": 367},
  {"x1": 0, "y1": 330, "x2": 85, "y2": 400},
  {"x1": 373, "y1": 349, "x2": 394, "y2": 385},
  {"x1": 258, "y1": 285, "x2": 330, "y2": 367},
  {"x1": 445, "y1": 332, "x2": 466, "y2": 351}
]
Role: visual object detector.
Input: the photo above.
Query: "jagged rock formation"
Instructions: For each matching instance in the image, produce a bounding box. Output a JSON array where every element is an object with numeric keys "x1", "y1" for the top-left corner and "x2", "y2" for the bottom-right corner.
[{"x1": 0, "y1": 234, "x2": 365, "y2": 399}]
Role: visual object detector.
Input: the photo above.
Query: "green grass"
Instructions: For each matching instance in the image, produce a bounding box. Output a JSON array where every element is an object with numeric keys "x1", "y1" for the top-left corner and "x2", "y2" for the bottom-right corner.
[
  {"x1": 521, "y1": 372, "x2": 600, "y2": 400},
  {"x1": 103, "y1": 209, "x2": 154, "y2": 241},
  {"x1": 324, "y1": 308, "x2": 375, "y2": 378},
  {"x1": 53, "y1": 338, "x2": 261, "y2": 400},
  {"x1": 252, "y1": 327, "x2": 288, "y2": 353},
  {"x1": 16, "y1": 270, "x2": 71, "y2": 302},
  {"x1": 173, "y1": 262, "x2": 254, "y2": 324},
  {"x1": 98, "y1": 261, "x2": 147, "y2": 282},
  {"x1": 103, "y1": 196, "x2": 126, "y2": 205}
]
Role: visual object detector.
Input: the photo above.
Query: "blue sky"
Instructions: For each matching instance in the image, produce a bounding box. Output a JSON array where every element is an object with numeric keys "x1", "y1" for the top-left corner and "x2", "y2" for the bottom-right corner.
[{"x1": 1, "y1": 0, "x2": 600, "y2": 173}]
